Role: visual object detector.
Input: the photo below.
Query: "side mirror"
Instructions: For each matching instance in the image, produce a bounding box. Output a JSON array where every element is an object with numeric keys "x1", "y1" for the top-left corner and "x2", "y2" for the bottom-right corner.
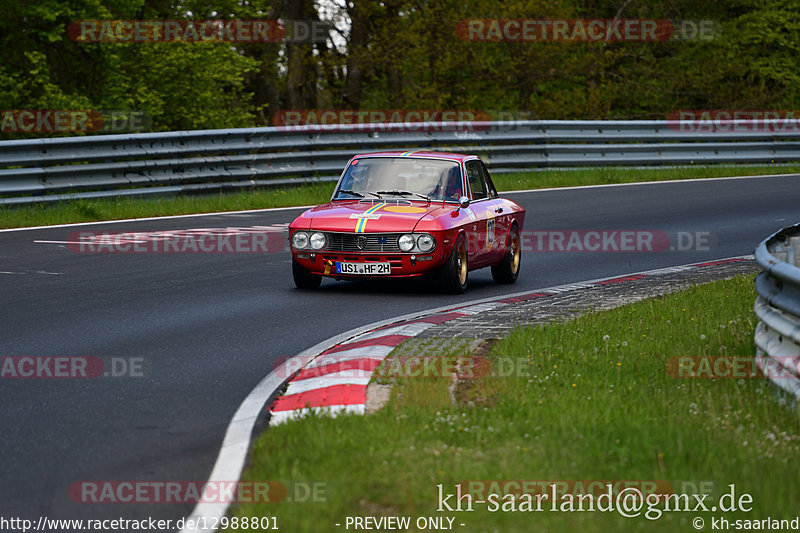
[{"x1": 458, "y1": 196, "x2": 470, "y2": 209}]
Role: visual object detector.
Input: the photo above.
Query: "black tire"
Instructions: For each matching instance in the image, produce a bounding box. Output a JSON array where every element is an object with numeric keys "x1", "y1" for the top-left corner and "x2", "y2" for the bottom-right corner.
[
  {"x1": 292, "y1": 258, "x2": 322, "y2": 289},
  {"x1": 439, "y1": 236, "x2": 468, "y2": 294},
  {"x1": 491, "y1": 224, "x2": 521, "y2": 284}
]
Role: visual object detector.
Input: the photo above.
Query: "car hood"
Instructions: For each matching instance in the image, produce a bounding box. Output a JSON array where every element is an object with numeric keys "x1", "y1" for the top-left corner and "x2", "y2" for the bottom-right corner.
[{"x1": 304, "y1": 200, "x2": 448, "y2": 233}]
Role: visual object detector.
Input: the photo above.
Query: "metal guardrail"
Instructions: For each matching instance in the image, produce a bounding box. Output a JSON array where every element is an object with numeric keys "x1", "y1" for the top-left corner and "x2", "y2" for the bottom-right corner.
[
  {"x1": 754, "y1": 223, "x2": 800, "y2": 399},
  {"x1": 2, "y1": 120, "x2": 800, "y2": 205}
]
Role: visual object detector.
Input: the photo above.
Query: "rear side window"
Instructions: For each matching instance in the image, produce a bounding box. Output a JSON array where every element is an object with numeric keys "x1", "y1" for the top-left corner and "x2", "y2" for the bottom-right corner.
[{"x1": 466, "y1": 160, "x2": 488, "y2": 200}]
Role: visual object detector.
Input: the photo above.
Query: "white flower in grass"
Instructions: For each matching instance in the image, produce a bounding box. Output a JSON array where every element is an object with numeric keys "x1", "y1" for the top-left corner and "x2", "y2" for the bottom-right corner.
[
  {"x1": 603, "y1": 335, "x2": 610, "y2": 341},
  {"x1": 700, "y1": 334, "x2": 706, "y2": 340}
]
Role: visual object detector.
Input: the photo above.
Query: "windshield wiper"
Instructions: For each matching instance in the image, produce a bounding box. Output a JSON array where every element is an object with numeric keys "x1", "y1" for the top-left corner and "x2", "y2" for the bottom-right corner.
[
  {"x1": 359, "y1": 191, "x2": 385, "y2": 199},
  {"x1": 336, "y1": 189, "x2": 364, "y2": 198},
  {"x1": 375, "y1": 190, "x2": 431, "y2": 202}
]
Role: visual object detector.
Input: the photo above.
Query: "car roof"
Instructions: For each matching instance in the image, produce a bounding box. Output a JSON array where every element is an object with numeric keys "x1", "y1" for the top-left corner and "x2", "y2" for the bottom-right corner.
[{"x1": 349, "y1": 151, "x2": 477, "y2": 162}]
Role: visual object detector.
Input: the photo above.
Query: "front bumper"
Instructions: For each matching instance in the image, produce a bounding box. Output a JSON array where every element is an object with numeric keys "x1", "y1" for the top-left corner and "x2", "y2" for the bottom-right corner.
[{"x1": 292, "y1": 249, "x2": 447, "y2": 278}]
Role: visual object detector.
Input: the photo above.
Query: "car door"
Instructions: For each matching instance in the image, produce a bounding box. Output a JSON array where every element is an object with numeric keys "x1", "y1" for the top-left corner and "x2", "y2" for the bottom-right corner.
[
  {"x1": 465, "y1": 159, "x2": 504, "y2": 266},
  {"x1": 478, "y1": 160, "x2": 509, "y2": 263}
]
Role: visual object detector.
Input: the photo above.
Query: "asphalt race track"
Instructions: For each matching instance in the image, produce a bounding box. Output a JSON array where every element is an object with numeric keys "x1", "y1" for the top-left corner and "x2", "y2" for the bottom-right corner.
[{"x1": 1, "y1": 174, "x2": 798, "y2": 527}]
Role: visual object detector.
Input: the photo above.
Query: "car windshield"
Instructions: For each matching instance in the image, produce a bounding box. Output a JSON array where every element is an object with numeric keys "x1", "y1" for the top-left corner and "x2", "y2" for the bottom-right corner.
[{"x1": 334, "y1": 157, "x2": 463, "y2": 202}]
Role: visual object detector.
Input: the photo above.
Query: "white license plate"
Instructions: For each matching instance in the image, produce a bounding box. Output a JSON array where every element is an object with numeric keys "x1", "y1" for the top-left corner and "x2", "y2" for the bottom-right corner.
[{"x1": 336, "y1": 262, "x2": 391, "y2": 275}]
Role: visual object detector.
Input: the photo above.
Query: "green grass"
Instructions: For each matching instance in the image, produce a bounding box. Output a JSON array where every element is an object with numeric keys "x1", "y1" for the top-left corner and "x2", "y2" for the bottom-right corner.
[
  {"x1": 228, "y1": 275, "x2": 800, "y2": 532},
  {"x1": 0, "y1": 183, "x2": 333, "y2": 229},
  {"x1": 2, "y1": 165, "x2": 800, "y2": 229}
]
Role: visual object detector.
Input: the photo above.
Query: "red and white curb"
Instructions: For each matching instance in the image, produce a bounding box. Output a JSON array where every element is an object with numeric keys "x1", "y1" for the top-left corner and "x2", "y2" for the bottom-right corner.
[
  {"x1": 267, "y1": 256, "x2": 752, "y2": 426},
  {"x1": 179, "y1": 255, "x2": 751, "y2": 532},
  {"x1": 269, "y1": 316, "x2": 462, "y2": 425}
]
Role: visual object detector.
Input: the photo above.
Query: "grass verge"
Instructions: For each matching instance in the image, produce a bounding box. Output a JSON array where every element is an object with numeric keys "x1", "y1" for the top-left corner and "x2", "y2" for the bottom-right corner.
[
  {"x1": 0, "y1": 183, "x2": 333, "y2": 229},
  {"x1": 2, "y1": 165, "x2": 800, "y2": 229},
  {"x1": 228, "y1": 275, "x2": 800, "y2": 532}
]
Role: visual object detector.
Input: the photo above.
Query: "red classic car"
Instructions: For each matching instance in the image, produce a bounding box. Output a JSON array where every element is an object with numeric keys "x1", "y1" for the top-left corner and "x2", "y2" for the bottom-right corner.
[{"x1": 288, "y1": 151, "x2": 526, "y2": 293}]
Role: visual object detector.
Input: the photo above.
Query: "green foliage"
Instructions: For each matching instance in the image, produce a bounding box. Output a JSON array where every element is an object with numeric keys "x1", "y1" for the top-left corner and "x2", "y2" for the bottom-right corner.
[
  {"x1": 0, "y1": 0, "x2": 257, "y2": 135},
  {"x1": 1, "y1": 0, "x2": 799, "y2": 135}
]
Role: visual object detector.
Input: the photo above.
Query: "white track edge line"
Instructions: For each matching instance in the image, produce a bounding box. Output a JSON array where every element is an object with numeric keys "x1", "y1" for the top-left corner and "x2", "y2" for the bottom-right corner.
[
  {"x1": 178, "y1": 253, "x2": 754, "y2": 532},
  {"x1": 502, "y1": 172, "x2": 800, "y2": 196},
  {"x1": 0, "y1": 205, "x2": 313, "y2": 233}
]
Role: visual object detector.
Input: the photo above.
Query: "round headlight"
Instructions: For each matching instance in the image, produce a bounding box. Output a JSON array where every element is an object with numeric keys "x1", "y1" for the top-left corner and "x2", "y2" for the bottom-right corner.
[
  {"x1": 292, "y1": 231, "x2": 309, "y2": 249},
  {"x1": 417, "y1": 234, "x2": 435, "y2": 252},
  {"x1": 398, "y1": 234, "x2": 415, "y2": 252},
  {"x1": 309, "y1": 232, "x2": 326, "y2": 250}
]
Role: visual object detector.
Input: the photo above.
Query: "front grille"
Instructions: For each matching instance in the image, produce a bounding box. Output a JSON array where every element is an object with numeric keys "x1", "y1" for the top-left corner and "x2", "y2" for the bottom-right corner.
[
  {"x1": 323, "y1": 232, "x2": 402, "y2": 253},
  {"x1": 321, "y1": 255, "x2": 403, "y2": 265}
]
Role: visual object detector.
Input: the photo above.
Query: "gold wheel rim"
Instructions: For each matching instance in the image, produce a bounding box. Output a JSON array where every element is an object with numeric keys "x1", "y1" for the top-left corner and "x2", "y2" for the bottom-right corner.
[
  {"x1": 457, "y1": 245, "x2": 467, "y2": 285},
  {"x1": 510, "y1": 232, "x2": 520, "y2": 274}
]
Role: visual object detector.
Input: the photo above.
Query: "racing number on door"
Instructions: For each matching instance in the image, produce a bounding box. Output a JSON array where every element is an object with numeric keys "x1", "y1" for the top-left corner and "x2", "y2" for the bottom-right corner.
[{"x1": 486, "y1": 217, "x2": 495, "y2": 249}]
